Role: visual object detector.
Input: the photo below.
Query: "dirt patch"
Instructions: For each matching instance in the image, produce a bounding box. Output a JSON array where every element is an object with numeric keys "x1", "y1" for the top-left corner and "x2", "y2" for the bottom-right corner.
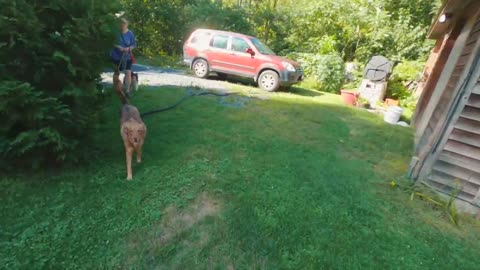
[
  {"x1": 124, "y1": 193, "x2": 222, "y2": 268},
  {"x1": 159, "y1": 192, "x2": 222, "y2": 244}
]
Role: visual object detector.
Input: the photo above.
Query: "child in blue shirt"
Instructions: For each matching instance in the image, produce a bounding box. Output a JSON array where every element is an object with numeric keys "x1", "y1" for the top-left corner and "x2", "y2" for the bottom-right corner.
[{"x1": 112, "y1": 18, "x2": 136, "y2": 96}]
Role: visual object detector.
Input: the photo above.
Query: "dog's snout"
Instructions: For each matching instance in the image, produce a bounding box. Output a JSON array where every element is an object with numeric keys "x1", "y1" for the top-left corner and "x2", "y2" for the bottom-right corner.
[{"x1": 134, "y1": 137, "x2": 138, "y2": 143}]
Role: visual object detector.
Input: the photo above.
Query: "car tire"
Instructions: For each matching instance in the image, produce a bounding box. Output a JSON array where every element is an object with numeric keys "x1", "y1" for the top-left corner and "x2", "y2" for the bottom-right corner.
[
  {"x1": 258, "y1": 70, "x2": 280, "y2": 92},
  {"x1": 193, "y1": 59, "x2": 209, "y2": 78}
]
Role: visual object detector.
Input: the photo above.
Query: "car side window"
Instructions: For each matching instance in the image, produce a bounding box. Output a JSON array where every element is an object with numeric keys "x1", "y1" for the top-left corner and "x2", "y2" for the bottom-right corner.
[
  {"x1": 211, "y1": 34, "x2": 229, "y2": 49},
  {"x1": 231, "y1": 37, "x2": 251, "y2": 53}
]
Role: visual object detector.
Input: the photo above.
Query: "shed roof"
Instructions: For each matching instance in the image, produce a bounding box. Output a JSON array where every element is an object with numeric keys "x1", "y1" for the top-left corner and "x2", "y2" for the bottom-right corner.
[{"x1": 428, "y1": 0, "x2": 475, "y2": 39}]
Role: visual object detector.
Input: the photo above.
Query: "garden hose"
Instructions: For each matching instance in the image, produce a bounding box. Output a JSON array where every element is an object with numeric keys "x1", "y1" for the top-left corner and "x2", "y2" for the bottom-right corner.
[{"x1": 140, "y1": 91, "x2": 238, "y2": 118}]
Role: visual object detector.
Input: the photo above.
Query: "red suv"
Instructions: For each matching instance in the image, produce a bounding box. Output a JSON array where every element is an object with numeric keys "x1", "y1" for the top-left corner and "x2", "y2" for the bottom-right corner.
[{"x1": 183, "y1": 29, "x2": 303, "y2": 92}]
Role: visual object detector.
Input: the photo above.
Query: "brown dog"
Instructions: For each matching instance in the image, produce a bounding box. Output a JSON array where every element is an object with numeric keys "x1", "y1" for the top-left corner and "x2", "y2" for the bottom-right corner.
[{"x1": 121, "y1": 104, "x2": 147, "y2": 180}]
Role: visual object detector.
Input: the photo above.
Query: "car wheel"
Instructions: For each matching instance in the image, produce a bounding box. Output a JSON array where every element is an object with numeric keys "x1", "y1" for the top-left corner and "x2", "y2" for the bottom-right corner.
[
  {"x1": 258, "y1": 70, "x2": 280, "y2": 92},
  {"x1": 193, "y1": 59, "x2": 209, "y2": 78}
]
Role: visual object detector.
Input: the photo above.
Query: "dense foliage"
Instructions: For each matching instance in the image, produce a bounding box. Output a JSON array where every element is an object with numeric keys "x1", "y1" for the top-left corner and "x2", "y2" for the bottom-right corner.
[
  {"x1": 0, "y1": 0, "x2": 119, "y2": 168},
  {"x1": 387, "y1": 60, "x2": 425, "y2": 110},
  {"x1": 121, "y1": 0, "x2": 439, "y2": 94},
  {"x1": 295, "y1": 53, "x2": 345, "y2": 93},
  {"x1": 122, "y1": 0, "x2": 440, "y2": 62}
]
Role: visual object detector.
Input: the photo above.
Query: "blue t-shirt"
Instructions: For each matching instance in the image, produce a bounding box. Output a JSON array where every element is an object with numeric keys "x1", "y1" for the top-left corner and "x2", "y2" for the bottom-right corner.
[{"x1": 111, "y1": 30, "x2": 136, "y2": 61}]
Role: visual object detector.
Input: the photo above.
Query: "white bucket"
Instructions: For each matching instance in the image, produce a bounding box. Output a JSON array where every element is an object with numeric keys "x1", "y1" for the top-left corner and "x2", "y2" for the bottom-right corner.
[{"x1": 384, "y1": 106, "x2": 403, "y2": 124}]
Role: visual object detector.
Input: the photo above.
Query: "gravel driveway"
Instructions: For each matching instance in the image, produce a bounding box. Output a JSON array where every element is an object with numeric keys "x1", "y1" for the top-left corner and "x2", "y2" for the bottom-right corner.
[{"x1": 101, "y1": 64, "x2": 245, "y2": 94}]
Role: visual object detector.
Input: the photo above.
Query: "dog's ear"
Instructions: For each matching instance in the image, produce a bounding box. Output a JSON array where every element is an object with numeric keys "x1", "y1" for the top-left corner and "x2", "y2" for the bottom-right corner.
[
  {"x1": 138, "y1": 126, "x2": 146, "y2": 136},
  {"x1": 123, "y1": 126, "x2": 130, "y2": 136}
]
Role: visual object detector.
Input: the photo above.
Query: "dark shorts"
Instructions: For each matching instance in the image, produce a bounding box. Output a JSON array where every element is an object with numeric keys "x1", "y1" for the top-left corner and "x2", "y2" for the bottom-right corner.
[{"x1": 113, "y1": 59, "x2": 132, "y2": 71}]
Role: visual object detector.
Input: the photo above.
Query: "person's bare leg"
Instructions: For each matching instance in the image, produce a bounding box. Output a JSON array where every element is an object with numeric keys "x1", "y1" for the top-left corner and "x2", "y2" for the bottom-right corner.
[
  {"x1": 113, "y1": 69, "x2": 120, "y2": 84},
  {"x1": 125, "y1": 70, "x2": 132, "y2": 94},
  {"x1": 113, "y1": 70, "x2": 127, "y2": 102}
]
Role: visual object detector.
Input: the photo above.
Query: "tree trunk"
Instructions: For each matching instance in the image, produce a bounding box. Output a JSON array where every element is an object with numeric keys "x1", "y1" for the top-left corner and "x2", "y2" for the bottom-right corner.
[{"x1": 263, "y1": 0, "x2": 278, "y2": 42}]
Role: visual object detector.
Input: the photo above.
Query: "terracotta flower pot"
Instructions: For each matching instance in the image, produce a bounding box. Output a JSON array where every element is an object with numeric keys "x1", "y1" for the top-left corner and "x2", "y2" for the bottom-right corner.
[
  {"x1": 385, "y1": 98, "x2": 400, "y2": 107},
  {"x1": 340, "y1": 90, "x2": 358, "y2": 106}
]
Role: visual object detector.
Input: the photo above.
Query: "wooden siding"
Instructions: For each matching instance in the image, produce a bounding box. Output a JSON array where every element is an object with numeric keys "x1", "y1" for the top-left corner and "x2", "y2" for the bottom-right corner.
[
  {"x1": 423, "y1": 24, "x2": 480, "y2": 207},
  {"x1": 409, "y1": 1, "x2": 480, "y2": 213},
  {"x1": 414, "y1": 18, "x2": 480, "y2": 177},
  {"x1": 413, "y1": 34, "x2": 459, "y2": 128},
  {"x1": 412, "y1": 18, "x2": 475, "y2": 160},
  {"x1": 428, "y1": 20, "x2": 480, "y2": 135},
  {"x1": 426, "y1": 92, "x2": 480, "y2": 206}
]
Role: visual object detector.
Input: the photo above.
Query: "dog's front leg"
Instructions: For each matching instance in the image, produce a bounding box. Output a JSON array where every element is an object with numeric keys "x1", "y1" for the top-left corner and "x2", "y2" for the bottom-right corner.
[
  {"x1": 136, "y1": 145, "x2": 142, "y2": 163},
  {"x1": 125, "y1": 146, "x2": 134, "y2": 180}
]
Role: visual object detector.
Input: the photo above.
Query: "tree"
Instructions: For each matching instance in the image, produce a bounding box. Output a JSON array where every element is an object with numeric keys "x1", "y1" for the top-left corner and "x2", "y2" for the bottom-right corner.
[{"x1": 0, "y1": 0, "x2": 120, "y2": 168}]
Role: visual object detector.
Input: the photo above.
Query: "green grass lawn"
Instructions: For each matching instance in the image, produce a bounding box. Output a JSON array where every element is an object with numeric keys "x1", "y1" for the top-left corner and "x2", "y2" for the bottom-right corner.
[{"x1": 2, "y1": 86, "x2": 480, "y2": 269}]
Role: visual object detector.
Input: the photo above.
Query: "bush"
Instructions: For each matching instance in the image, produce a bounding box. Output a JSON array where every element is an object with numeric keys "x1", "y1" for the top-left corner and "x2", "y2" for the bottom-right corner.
[
  {"x1": 391, "y1": 60, "x2": 425, "y2": 82},
  {"x1": 0, "y1": 81, "x2": 71, "y2": 168},
  {"x1": 386, "y1": 60, "x2": 424, "y2": 106},
  {"x1": 400, "y1": 94, "x2": 419, "y2": 112},
  {"x1": 0, "y1": 0, "x2": 119, "y2": 168},
  {"x1": 386, "y1": 81, "x2": 409, "y2": 100},
  {"x1": 121, "y1": 0, "x2": 187, "y2": 56},
  {"x1": 297, "y1": 53, "x2": 345, "y2": 93}
]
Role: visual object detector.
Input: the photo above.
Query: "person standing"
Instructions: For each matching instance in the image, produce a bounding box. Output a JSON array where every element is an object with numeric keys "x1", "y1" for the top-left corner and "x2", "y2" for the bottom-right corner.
[{"x1": 111, "y1": 18, "x2": 136, "y2": 97}]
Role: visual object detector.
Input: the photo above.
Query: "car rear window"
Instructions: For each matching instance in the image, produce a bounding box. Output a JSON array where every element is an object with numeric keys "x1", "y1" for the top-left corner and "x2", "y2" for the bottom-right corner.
[
  {"x1": 231, "y1": 37, "x2": 251, "y2": 52},
  {"x1": 211, "y1": 34, "x2": 229, "y2": 49},
  {"x1": 190, "y1": 32, "x2": 211, "y2": 46}
]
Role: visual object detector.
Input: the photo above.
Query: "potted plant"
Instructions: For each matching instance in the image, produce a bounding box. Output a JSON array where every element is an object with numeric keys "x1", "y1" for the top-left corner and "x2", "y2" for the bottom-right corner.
[
  {"x1": 340, "y1": 90, "x2": 359, "y2": 106},
  {"x1": 356, "y1": 97, "x2": 370, "y2": 109}
]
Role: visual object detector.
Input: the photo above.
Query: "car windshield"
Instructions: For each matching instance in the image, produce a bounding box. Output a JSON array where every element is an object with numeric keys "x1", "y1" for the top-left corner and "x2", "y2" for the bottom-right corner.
[{"x1": 250, "y1": 38, "x2": 275, "y2": 55}]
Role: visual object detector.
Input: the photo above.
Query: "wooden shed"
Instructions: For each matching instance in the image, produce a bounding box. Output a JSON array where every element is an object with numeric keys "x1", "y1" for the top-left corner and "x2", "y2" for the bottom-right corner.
[{"x1": 409, "y1": 0, "x2": 480, "y2": 213}]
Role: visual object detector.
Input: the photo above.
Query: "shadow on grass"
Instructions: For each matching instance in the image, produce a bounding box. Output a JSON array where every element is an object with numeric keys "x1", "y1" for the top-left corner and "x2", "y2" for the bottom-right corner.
[
  {"x1": 209, "y1": 74, "x2": 256, "y2": 87},
  {"x1": 209, "y1": 74, "x2": 324, "y2": 98},
  {"x1": 288, "y1": 86, "x2": 324, "y2": 97}
]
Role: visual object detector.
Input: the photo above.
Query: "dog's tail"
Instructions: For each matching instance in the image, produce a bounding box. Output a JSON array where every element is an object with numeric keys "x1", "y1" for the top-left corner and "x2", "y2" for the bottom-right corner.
[{"x1": 113, "y1": 72, "x2": 129, "y2": 104}]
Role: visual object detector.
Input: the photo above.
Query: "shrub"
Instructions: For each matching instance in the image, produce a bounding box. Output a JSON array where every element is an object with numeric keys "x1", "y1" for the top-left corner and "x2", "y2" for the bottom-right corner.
[
  {"x1": 0, "y1": 81, "x2": 71, "y2": 168},
  {"x1": 391, "y1": 60, "x2": 425, "y2": 82},
  {"x1": 300, "y1": 35, "x2": 339, "y2": 55},
  {"x1": 400, "y1": 94, "x2": 419, "y2": 112},
  {"x1": 121, "y1": 0, "x2": 188, "y2": 56},
  {"x1": 0, "y1": 0, "x2": 119, "y2": 168},
  {"x1": 387, "y1": 60, "x2": 424, "y2": 106},
  {"x1": 386, "y1": 81, "x2": 409, "y2": 100},
  {"x1": 297, "y1": 53, "x2": 345, "y2": 93}
]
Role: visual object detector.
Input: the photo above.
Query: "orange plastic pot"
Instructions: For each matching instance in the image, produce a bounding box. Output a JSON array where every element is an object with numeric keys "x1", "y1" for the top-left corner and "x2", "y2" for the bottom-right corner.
[
  {"x1": 385, "y1": 98, "x2": 400, "y2": 107},
  {"x1": 340, "y1": 90, "x2": 358, "y2": 106}
]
